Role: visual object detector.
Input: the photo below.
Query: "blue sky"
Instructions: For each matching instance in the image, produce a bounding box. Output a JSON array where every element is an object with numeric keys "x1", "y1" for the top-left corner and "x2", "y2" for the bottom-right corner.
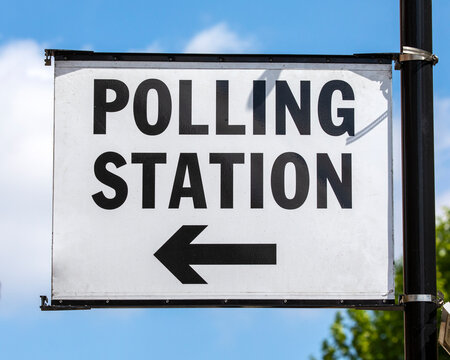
[{"x1": 0, "y1": 1, "x2": 449, "y2": 359}]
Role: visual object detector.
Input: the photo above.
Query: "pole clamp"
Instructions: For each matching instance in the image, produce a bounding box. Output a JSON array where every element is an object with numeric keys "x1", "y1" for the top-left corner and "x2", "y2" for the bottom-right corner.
[
  {"x1": 399, "y1": 291, "x2": 444, "y2": 307},
  {"x1": 44, "y1": 49, "x2": 55, "y2": 66},
  {"x1": 398, "y1": 46, "x2": 439, "y2": 65}
]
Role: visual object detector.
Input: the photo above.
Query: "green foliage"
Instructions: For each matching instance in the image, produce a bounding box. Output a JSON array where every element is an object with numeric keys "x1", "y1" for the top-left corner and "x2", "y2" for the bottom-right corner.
[{"x1": 313, "y1": 208, "x2": 450, "y2": 360}]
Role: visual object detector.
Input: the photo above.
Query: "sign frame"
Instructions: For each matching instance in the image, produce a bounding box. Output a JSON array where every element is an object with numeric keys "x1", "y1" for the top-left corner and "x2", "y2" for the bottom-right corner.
[{"x1": 42, "y1": 49, "x2": 398, "y2": 311}]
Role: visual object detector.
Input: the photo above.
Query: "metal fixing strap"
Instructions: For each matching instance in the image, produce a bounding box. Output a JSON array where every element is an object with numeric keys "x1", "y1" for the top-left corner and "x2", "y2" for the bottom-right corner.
[
  {"x1": 399, "y1": 291, "x2": 444, "y2": 307},
  {"x1": 399, "y1": 46, "x2": 439, "y2": 65}
]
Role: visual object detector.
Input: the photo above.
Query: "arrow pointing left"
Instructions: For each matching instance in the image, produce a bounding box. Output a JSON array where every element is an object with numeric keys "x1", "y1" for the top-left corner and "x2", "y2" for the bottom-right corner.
[{"x1": 154, "y1": 225, "x2": 277, "y2": 284}]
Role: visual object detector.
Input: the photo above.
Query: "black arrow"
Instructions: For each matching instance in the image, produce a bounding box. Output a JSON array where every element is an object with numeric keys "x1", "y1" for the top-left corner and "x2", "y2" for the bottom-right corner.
[{"x1": 154, "y1": 225, "x2": 277, "y2": 284}]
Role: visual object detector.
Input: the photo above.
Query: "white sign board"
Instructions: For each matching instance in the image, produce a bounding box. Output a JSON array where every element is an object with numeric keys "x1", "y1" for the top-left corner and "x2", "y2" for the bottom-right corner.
[{"x1": 52, "y1": 55, "x2": 394, "y2": 304}]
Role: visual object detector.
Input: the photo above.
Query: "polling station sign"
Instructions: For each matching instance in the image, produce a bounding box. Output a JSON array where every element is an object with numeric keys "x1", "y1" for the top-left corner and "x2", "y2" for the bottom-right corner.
[{"x1": 50, "y1": 52, "x2": 394, "y2": 306}]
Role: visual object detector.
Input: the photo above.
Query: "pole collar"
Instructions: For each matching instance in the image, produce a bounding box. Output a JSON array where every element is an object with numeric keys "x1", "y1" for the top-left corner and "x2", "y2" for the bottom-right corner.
[
  {"x1": 399, "y1": 292, "x2": 444, "y2": 307},
  {"x1": 399, "y1": 46, "x2": 438, "y2": 65}
]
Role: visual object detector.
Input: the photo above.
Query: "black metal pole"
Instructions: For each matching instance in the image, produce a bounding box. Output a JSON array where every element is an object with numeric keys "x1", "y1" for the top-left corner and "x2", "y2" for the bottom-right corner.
[{"x1": 401, "y1": 0, "x2": 437, "y2": 359}]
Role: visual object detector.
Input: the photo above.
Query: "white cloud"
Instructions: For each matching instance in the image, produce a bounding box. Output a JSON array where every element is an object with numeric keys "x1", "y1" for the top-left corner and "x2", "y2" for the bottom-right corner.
[
  {"x1": 81, "y1": 44, "x2": 94, "y2": 51},
  {"x1": 0, "y1": 40, "x2": 53, "y2": 314},
  {"x1": 435, "y1": 97, "x2": 450, "y2": 201},
  {"x1": 392, "y1": 97, "x2": 450, "y2": 258},
  {"x1": 184, "y1": 23, "x2": 255, "y2": 53},
  {"x1": 142, "y1": 41, "x2": 164, "y2": 53},
  {"x1": 435, "y1": 98, "x2": 450, "y2": 151},
  {"x1": 136, "y1": 22, "x2": 256, "y2": 55},
  {"x1": 436, "y1": 190, "x2": 450, "y2": 217},
  {"x1": 130, "y1": 41, "x2": 164, "y2": 53}
]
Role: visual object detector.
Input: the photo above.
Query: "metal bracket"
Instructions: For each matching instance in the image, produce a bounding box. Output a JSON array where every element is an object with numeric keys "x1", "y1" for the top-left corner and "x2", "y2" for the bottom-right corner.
[
  {"x1": 40, "y1": 295, "x2": 91, "y2": 311},
  {"x1": 44, "y1": 50, "x2": 53, "y2": 66},
  {"x1": 399, "y1": 291, "x2": 444, "y2": 307},
  {"x1": 396, "y1": 46, "x2": 438, "y2": 69}
]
